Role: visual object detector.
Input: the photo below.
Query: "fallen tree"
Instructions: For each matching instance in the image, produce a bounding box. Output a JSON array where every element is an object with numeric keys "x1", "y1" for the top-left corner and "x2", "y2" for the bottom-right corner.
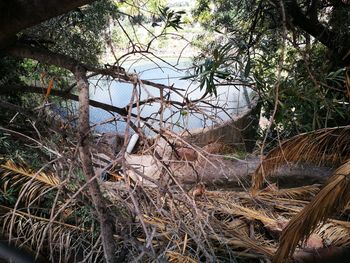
[{"x1": 178, "y1": 156, "x2": 334, "y2": 189}]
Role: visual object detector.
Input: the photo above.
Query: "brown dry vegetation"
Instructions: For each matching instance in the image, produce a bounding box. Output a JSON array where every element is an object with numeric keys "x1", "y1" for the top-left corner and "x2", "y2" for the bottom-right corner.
[{"x1": 1, "y1": 124, "x2": 350, "y2": 262}]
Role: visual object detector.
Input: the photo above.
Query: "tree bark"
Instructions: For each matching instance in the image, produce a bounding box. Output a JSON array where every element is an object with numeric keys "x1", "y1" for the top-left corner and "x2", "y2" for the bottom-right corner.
[
  {"x1": 5, "y1": 44, "x2": 81, "y2": 72},
  {"x1": 0, "y1": 0, "x2": 96, "y2": 48},
  {"x1": 6, "y1": 44, "x2": 178, "y2": 92},
  {"x1": 179, "y1": 157, "x2": 333, "y2": 189},
  {"x1": 74, "y1": 65, "x2": 117, "y2": 262},
  {"x1": 282, "y1": 0, "x2": 350, "y2": 66}
]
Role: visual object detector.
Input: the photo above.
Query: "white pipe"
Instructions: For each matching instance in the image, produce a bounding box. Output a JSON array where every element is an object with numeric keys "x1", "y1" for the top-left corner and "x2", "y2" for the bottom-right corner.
[{"x1": 126, "y1": 133, "x2": 139, "y2": 154}]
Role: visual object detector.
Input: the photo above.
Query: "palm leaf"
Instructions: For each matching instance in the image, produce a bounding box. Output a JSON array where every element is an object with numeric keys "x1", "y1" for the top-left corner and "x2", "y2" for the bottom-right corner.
[
  {"x1": 0, "y1": 160, "x2": 59, "y2": 206},
  {"x1": 1, "y1": 160, "x2": 59, "y2": 186},
  {"x1": 252, "y1": 126, "x2": 350, "y2": 191},
  {"x1": 260, "y1": 184, "x2": 321, "y2": 200},
  {"x1": 166, "y1": 251, "x2": 198, "y2": 263},
  {"x1": 273, "y1": 159, "x2": 350, "y2": 262},
  {"x1": 319, "y1": 222, "x2": 350, "y2": 247},
  {"x1": 0, "y1": 205, "x2": 98, "y2": 263}
]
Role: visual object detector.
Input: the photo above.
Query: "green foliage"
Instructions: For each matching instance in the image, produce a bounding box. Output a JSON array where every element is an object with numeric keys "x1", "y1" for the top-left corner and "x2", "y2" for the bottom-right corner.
[
  {"x1": 193, "y1": 0, "x2": 350, "y2": 141},
  {"x1": 182, "y1": 43, "x2": 234, "y2": 96},
  {"x1": 193, "y1": 0, "x2": 212, "y2": 25},
  {"x1": 194, "y1": 0, "x2": 255, "y2": 31},
  {"x1": 0, "y1": 186, "x2": 17, "y2": 205},
  {"x1": 0, "y1": 1, "x2": 119, "y2": 113},
  {"x1": 180, "y1": 110, "x2": 188, "y2": 116},
  {"x1": 21, "y1": 58, "x2": 73, "y2": 94},
  {"x1": 328, "y1": 5, "x2": 350, "y2": 52},
  {"x1": 159, "y1": 6, "x2": 185, "y2": 31},
  {"x1": 112, "y1": 26, "x2": 130, "y2": 49},
  {"x1": 254, "y1": 43, "x2": 350, "y2": 136},
  {"x1": 24, "y1": 0, "x2": 119, "y2": 65},
  {"x1": 0, "y1": 57, "x2": 25, "y2": 86},
  {"x1": 0, "y1": 132, "x2": 46, "y2": 170},
  {"x1": 0, "y1": 57, "x2": 28, "y2": 107},
  {"x1": 146, "y1": 0, "x2": 168, "y2": 14}
]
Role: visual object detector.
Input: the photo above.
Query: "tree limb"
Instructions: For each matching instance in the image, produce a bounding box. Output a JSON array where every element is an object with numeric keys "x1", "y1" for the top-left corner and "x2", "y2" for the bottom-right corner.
[
  {"x1": 0, "y1": 99, "x2": 36, "y2": 120},
  {"x1": 5, "y1": 43, "x2": 82, "y2": 72},
  {"x1": 179, "y1": 157, "x2": 333, "y2": 189},
  {"x1": 0, "y1": 84, "x2": 163, "y2": 132},
  {"x1": 0, "y1": 85, "x2": 130, "y2": 117},
  {"x1": 6, "y1": 43, "x2": 186, "y2": 94},
  {"x1": 282, "y1": 0, "x2": 350, "y2": 66},
  {"x1": 0, "y1": 0, "x2": 97, "y2": 48}
]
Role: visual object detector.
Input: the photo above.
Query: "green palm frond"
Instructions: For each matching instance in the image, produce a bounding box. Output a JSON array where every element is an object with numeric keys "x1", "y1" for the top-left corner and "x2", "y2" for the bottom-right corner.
[
  {"x1": 273, "y1": 159, "x2": 350, "y2": 262},
  {"x1": 0, "y1": 160, "x2": 60, "y2": 206},
  {"x1": 252, "y1": 126, "x2": 350, "y2": 191}
]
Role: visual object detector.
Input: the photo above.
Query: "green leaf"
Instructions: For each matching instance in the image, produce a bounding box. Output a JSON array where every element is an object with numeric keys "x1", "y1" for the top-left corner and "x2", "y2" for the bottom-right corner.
[{"x1": 180, "y1": 75, "x2": 197, "y2": 80}]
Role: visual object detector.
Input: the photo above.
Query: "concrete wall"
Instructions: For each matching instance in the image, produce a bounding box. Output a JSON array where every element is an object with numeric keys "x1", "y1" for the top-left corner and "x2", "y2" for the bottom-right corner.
[{"x1": 183, "y1": 98, "x2": 260, "y2": 152}]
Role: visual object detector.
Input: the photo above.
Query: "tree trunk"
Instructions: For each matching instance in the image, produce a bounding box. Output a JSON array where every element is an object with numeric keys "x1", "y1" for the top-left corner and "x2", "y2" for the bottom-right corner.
[
  {"x1": 282, "y1": 0, "x2": 350, "y2": 66},
  {"x1": 178, "y1": 157, "x2": 333, "y2": 189},
  {"x1": 74, "y1": 66, "x2": 117, "y2": 263}
]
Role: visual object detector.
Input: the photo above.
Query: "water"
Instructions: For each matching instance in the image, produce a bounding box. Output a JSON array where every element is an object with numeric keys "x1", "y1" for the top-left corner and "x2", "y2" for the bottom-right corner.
[{"x1": 89, "y1": 58, "x2": 252, "y2": 134}]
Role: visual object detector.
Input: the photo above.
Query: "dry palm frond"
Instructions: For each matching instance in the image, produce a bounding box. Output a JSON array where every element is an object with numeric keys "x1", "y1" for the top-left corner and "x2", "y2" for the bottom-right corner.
[
  {"x1": 166, "y1": 251, "x2": 198, "y2": 263},
  {"x1": 252, "y1": 126, "x2": 350, "y2": 191},
  {"x1": 1, "y1": 160, "x2": 59, "y2": 186},
  {"x1": 215, "y1": 203, "x2": 277, "y2": 225},
  {"x1": 204, "y1": 192, "x2": 279, "y2": 225},
  {"x1": 0, "y1": 204, "x2": 88, "y2": 232},
  {"x1": 273, "y1": 159, "x2": 350, "y2": 263},
  {"x1": 0, "y1": 205, "x2": 98, "y2": 263},
  {"x1": 210, "y1": 233, "x2": 276, "y2": 258},
  {"x1": 260, "y1": 184, "x2": 321, "y2": 200},
  {"x1": 331, "y1": 219, "x2": 350, "y2": 229},
  {"x1": 0, "y1": 160, "x2": 59, "y2": 205},
  {"x1": 318, "y1": 222, "x2": 350, "y2": 247}
]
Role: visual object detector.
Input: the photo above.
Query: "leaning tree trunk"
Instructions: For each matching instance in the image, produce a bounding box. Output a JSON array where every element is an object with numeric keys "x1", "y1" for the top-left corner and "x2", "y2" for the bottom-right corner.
[
  {"x1": 177, "y1": 157, "x2": 333, "y2": 189},
  {"x1": 75, "y1": 66, "x2": 117, "y2": 263}
]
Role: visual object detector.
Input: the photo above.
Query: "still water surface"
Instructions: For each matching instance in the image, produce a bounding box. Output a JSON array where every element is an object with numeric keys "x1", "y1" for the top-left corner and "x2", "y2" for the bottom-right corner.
[{"x1": 89, "y1": 58, "x2": 251, "y2": 133}]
